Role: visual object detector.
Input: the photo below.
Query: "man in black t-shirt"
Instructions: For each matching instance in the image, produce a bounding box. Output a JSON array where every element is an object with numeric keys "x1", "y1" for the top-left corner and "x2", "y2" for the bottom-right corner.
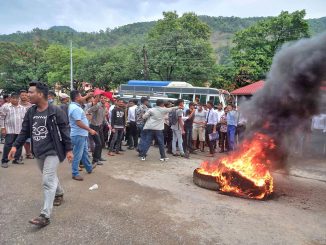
[{"x1": 9, "y1": 81, "x2": 73, "y2": 227}]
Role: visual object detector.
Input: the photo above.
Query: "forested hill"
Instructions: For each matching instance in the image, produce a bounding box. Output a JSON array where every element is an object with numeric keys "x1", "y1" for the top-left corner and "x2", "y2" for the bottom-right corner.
[{"x1": 0, "y1": 15, "x2": 325, "y2": 49}]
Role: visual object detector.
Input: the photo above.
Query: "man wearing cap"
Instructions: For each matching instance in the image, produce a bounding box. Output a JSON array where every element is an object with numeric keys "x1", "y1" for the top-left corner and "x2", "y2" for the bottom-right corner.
[{"x1": 59, "y1": 93, "x2": 70, "y2": 119}]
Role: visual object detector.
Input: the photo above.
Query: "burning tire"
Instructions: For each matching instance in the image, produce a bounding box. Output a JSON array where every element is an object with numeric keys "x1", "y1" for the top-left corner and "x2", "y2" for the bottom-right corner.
[{"x1": 193, "y1": 168, "x2": 220, "y2": 191}]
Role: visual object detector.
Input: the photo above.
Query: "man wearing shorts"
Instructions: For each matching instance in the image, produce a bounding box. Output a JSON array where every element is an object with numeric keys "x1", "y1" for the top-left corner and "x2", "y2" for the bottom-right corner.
[{"x1": 192, "y1": 103, "x2": 207, "y2": 152}]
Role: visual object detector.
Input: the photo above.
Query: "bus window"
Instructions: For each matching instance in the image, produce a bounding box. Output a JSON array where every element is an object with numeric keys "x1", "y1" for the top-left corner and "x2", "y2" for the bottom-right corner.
[
  {"x1": 214, "y1": 96, "x2": 221, "y2": 105},
  {"x1": 166, "y1": 93, "x2": 179, "y2": 99},
  {"x1": 181, "y1": 94, "x2": 193, "y2": 102},
  {"x1": 209, "y1": 96, "x2": 214, "y2": 102},
  {"x1": 200, "y1": 95, "x2": 206, "y2": 104},
  {"x1": 194, "y1": 95, "x2": 200, "y2": 104}
]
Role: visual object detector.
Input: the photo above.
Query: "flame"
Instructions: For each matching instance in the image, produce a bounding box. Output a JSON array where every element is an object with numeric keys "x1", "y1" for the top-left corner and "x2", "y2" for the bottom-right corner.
[{"x1": 197, "y1": 133, "x2": 275, "y2": 200}]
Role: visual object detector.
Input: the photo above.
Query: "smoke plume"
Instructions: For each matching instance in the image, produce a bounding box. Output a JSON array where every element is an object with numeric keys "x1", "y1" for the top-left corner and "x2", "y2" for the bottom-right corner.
[{"x1": 241, "y1": 32, "x2": 326, "y2": 168}]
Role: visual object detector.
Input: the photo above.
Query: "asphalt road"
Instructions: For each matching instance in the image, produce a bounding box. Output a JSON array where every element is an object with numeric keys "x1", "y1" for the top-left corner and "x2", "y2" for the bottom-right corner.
[{"x1": 0, "y1": 147, "x2": 325, "y2": 245}]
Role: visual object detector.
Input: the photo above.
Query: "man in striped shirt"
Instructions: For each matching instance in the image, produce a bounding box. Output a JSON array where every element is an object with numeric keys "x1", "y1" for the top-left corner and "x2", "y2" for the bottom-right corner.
[{"x1": 0, "y1": 93, "x2": 27, "y2": 168}]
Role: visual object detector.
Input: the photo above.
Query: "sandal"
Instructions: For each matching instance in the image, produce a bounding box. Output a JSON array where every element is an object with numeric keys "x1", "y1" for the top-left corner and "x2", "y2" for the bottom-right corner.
[
  {"x1": 53, "y1": 195, "x2": 63, "y2": 206},
  {"x1": 29, "y1": 214, "x2": 50, "y2": 227},
  {"x1": 107, "y1": 152, "x2": 115, "y2": 156}
]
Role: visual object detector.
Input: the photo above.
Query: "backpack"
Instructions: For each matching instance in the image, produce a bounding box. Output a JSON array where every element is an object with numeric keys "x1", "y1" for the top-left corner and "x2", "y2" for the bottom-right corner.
[
  {"x1": 168, "y1": 109, "x2": 178, "y2": 126},
  {"x1": 135, "y1": 105, "x2": 145, "y2": 125}
]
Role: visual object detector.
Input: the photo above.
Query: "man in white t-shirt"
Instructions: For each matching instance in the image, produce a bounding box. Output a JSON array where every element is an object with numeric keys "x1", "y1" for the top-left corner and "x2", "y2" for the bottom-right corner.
[{"x1": 215, "y1": 103, "x2": 224, "y2": 149}]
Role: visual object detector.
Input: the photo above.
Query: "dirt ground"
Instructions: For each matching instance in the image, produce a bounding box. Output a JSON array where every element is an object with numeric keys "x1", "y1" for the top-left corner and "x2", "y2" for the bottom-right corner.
[{"x1": 0, "y1": 147, "x2": 325, "y2": 245}]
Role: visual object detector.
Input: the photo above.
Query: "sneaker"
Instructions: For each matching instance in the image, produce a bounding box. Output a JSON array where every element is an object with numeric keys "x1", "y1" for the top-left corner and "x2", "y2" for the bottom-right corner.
[
  {"x1": 99, "y1": 158, "x2": 107, "y2": 162},
  {"x1": 140, "y1": 157, "x2": 146, "y2": 161},
  {"x1": 12, "y1": 159, "x2": 24, "y2": 164},
  {"x1": 160, "y1": 158, "x2": 169, "y2": 162},
  {"x1": 1, "y1": 162, "x2": 8, "y2": 168}
]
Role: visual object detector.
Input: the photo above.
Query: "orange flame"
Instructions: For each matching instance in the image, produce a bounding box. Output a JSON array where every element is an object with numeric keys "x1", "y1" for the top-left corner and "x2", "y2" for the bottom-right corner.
[{"x1": 197, "y1": 133, "x2": 275, "y2": 199}]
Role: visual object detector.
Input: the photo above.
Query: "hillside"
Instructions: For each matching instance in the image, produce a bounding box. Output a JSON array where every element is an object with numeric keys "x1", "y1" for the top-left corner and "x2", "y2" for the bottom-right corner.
[{"x1": 0, "y1": 15, "x2": 325, "y2": 61}]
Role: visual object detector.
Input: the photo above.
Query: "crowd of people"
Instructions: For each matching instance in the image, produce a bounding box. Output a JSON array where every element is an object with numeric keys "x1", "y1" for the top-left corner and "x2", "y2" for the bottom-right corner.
[{"x1": 0, "y1": 80, "x2": 325, "y2": 227}]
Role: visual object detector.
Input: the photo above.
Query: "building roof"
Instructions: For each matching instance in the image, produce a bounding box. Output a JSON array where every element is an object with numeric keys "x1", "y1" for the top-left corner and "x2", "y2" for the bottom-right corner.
[
  {"x1": 231, "y1": 80, "x2": 326, "y2": 95},
  {"x1": 231, "y1": 80, "x2": 265, "y2": 95}
]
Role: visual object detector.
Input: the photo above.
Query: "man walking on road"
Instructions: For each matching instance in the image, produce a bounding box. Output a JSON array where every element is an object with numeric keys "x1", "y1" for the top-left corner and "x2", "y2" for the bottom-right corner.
[
  {"x1": 69, "y1": 90, "x2": 97, "y2": 181},
  {"x1": 8, "y1": 81, "x2": 73, "y2": 227}
]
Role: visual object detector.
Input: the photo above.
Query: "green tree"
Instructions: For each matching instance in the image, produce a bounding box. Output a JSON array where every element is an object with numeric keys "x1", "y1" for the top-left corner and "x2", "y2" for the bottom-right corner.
[
  {"x1": 0, "y1": 40, "x2": 49, "y2": 92},
  {"x1": 76, "y1": 46, "x2": 143, "y2": 89},
  {"x1": 45, "y1": 44, "x2": 89, "y2": 89},
  {"x1": 230, "y1": 10, "x2": 310, "y2": 87},
  {"x1": 146, "y1": 11, "x2": 216, "y2": 84}
]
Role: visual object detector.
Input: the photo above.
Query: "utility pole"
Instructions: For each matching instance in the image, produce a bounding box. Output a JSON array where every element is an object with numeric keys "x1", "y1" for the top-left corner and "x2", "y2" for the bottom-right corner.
[
  {"x1": 70, "y1": 40, "x2": 73, "y2": 90},
  {"x1": 143, "y1": 45, "x2": 149, "y2": 80}
]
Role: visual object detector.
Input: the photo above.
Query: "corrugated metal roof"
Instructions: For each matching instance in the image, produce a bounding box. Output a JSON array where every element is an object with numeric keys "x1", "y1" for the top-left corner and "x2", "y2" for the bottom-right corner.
[
  {"x1": 231, "y1": 80, "x2": 265, "y2": 95},
  {"x1": 231, "y1": 80, "x2": 326, "y2": 95}
]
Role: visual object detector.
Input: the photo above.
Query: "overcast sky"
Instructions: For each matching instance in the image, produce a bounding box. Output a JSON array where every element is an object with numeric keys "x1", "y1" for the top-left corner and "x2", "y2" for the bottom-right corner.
[{"x1": 1, "y1": 0, "x2": 325, "y2": 34}]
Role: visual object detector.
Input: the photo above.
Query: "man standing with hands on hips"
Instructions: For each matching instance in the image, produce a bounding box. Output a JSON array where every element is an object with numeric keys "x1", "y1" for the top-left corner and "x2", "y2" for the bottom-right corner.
[{"x1": 8, "y1": 81, "x2": 73, "y2": 227}]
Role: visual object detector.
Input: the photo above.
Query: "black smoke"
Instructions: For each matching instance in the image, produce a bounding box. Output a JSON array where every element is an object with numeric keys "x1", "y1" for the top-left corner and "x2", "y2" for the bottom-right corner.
[{"x1": 241, "y1": 32, "x2": 326, "y2": 169}]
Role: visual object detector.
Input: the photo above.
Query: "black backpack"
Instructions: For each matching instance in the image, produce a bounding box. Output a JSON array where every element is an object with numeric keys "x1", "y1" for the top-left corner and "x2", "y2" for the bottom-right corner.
[{"x1": 168, "y1": 109, "x2": 178, "y2": 126}]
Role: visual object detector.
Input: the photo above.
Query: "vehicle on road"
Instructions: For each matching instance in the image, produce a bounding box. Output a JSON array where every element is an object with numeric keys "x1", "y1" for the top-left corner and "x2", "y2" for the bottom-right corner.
[{"x1": 119, "y1": 80, "x2": 231, "y2": 107}]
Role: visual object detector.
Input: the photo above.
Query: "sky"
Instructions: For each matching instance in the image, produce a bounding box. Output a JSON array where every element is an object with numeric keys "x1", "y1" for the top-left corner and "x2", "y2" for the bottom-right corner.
[{"x1": 0, "y1": 0, "x2": 325, "y2": 34}]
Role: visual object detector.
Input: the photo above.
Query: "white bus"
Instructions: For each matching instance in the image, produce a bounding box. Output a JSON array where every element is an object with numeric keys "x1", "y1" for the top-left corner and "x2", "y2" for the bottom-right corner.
[{"x1": 119, "y1": 80, "x2": 231, "y2": 107}]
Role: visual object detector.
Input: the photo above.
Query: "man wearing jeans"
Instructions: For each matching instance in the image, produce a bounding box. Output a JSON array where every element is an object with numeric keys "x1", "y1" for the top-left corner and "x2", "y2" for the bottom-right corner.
[
  {"x1": 139, "y1": 99, "x2": 177, "y2": 161},
  {"x1": 135, "y1": 97, "x2": 149, "y2": 153},
  {"x1": 183, "y1": 102, "x2": 195, "y2": 158},
  {"x1": 69, "y1": 90, "x2": 97, "y2": 181},
  {"x1": 9, "y1": 81, "x2": 73, "y2": 227},
  {"x1": 171, "y1": 99, "x2": 185, "y2": 157},
  {"x1": 227, "y1": 104, "x2": 238, "y2": 151}
]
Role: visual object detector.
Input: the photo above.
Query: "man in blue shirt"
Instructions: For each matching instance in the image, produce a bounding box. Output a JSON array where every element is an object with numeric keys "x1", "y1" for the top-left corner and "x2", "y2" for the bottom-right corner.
[
  {"x1": 68, "y1": 90, "x2": 97, "y2": 181},
  {"x1": 226, "y1": 104, "x2": 238, "y2": 151}
]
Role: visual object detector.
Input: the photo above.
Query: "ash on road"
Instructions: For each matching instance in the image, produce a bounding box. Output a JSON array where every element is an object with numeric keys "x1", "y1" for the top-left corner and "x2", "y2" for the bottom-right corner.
[{"x1": 0, "y1": 149, "x2": 325, "y2": 245}]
